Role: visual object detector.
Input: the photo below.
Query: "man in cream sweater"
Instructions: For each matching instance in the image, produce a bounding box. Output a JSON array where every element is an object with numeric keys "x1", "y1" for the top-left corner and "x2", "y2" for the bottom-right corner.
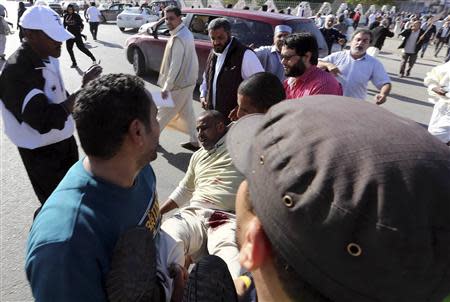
[
  {"x1": 160, "y1": 110, "x2": 244, "y2": 280},
  {"x1": 157, "y1": 5, "x2": 199, "y2": 151}
]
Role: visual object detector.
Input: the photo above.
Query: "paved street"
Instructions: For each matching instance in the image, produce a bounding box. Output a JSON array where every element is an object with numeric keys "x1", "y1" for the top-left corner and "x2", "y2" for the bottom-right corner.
[{"x1": 0, "y1": 1, "x2": 443, "y2": 300}]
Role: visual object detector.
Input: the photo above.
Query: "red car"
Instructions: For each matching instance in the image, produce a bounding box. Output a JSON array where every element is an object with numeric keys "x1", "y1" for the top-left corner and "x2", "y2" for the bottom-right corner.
[{"x1": 125, "y1": 8, "x2": 328, "y2": 80}]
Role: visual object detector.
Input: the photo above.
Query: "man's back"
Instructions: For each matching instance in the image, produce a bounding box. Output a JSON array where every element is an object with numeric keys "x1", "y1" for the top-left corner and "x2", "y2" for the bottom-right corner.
[{"x1": 26, "y1": 161, "x2": 159, "y2": 302}]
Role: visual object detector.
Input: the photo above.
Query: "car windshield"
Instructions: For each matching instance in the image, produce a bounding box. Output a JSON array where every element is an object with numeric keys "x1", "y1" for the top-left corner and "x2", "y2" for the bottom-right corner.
[
  {"x1": 124, "y1": 7, "x2": 143, "y2": 14},
  {"x1": 285, "y1": 20, "x2": 328, "y2": 52},
  {"x1": 226, "y1": 17, "x2": 273, "y2": 47}
]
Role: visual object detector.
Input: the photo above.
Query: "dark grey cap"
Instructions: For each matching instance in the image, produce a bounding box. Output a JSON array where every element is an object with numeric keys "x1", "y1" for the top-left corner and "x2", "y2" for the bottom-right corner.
[{"x1": 227, "y1": 96, "x2": 450, "y2": 302}]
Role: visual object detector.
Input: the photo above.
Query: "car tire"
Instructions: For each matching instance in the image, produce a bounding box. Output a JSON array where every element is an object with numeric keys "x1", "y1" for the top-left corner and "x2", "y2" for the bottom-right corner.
[
  {"x1": 132, "y1": 48, "x2": 146, "y2": 76},
  {"x1": 119, "y1": 27, "x2": 125, "y2": 31}
]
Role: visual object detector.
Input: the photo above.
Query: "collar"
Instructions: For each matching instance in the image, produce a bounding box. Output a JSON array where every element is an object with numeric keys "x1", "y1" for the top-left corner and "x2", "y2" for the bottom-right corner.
[
  {"x1": 169, "y1": 23, "x2": 184, "y2": 35},
  {"x1": 348, "y1": 50, "x2": 367, "y2": 61},
  {"x1": 21, "y1": 43, "x2": 47, "y2": 69},
  {"x1": 270, "y1": 45, "x2": 279, "y2": 53},
  {"x1": 213, "y1": 37, "x2": 233, "y2": 57},
  {"x1": 295, "y1": 65, "x2": 319, "y2": 83},
  {"x1": 204, "y1": 133, "x2": 226, "y2": 155}
]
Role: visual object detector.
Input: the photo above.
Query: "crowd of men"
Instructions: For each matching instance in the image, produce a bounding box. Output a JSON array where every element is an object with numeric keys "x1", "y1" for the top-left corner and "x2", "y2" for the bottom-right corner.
[{"x1": 0, "y1": 2, "x2": 450, "y2": 302}]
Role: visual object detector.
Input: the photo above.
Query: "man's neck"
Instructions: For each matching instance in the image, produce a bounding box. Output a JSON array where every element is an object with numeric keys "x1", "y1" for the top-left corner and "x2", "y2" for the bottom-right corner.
[
  {"x1": 83, "y1": 156, "x2": 140, "y2": 188},
  {"x1": 350, "y1": 51, "x2": 365, "y2": 60}
]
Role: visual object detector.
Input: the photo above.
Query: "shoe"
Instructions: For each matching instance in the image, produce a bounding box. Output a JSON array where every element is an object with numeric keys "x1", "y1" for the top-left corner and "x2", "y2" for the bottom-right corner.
[
  {"x1": 106, "y1": 227, "x2": 157, "y2": 302},
  {"x1": 406, "y1": 71, "x2": 410, "y2": 77},
  {"x1": 420, "y1": 53, "x2": 424, "y2": 58},
  {"x1": 399, "y1": 73, "x2": 404, "y2": 78},
  {"x1": 70, "y1": 63, "x2": 77, "y2": 68},
  {"x1": 181, "y1": 142, "x2": 200, "y2": 152},
  {"x1": 183, "y1": 255, "x2": 238, "y2": 302}
]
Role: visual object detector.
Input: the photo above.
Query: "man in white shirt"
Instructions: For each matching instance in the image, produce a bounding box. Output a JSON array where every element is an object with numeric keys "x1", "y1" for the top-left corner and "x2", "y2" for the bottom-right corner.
[
  {"x1": 85, "y1": 2, "x2": 102, "y2": 40},
  {"x1": 199, "y1": 18, "x2": 264, "y2": 123},
  {"x1": 318, "y1": 29, "x2": 391, "y2": 104}
]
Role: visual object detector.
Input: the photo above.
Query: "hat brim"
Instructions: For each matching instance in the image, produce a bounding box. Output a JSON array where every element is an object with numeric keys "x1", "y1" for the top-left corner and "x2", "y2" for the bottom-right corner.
[
  {"x1": 227, "y1": 114, "x2": 265, "y2": 177},
  {"x1": 43, "y1": 26, "x2": 74, "y2": 42}
]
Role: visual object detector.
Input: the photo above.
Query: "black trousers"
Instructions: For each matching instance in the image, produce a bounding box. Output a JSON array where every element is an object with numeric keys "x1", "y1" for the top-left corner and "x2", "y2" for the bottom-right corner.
[
  {"x1": 89, "y1": 22, "x2": 99, "y2": 40},
  {"x1": 399, "y1": 53, "x2": 417, "y2": 75},
  {"x1": 18, "y1": 136, "x2": 78, "y2": 205},
  {"x1": 66, "y1": 34, "x2": 96, "y2": 64}
]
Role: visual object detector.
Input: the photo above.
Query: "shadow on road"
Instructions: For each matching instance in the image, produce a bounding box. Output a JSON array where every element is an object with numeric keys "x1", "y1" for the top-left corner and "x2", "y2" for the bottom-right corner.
[
  {"x1": 387, "y1": 73, "x2": 424, "y2": 87},
  {"x1": 157, "y1": 145, "x2": 191, "y2": 172},
  {"x1": 95, "y1": 40, "x2": 124, "y2": 49},
  {"x1": 389, "y1": 93, "x2": 433, "y2": 107}
]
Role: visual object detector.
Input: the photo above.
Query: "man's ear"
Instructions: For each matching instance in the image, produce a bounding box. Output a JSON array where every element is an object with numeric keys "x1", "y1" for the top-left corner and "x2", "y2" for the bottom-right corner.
[
  {"x1": 239, "y1": 217, "x2": 272, "y2": 271},
  {"x1": 128, "y1": 119, "x2": 145, "y2": 147},
  {"x1": 216, "y1": 121, "x2": 226, "y2": 133}
]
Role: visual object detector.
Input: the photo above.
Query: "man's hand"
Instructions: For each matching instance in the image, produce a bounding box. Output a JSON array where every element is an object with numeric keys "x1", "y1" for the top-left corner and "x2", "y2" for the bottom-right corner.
[
  {"x1": 326, "y1": 63, "x2": 341, "y2": 76},
  {"x1": 160, "y1": 199, "x2": 178, "y2": 215},
  {"x1": 200, "y1": 97, "x2": 208, "y2": 109},
  {"x1": 374, "y1": 93, "x2": 387, "y2": 105},
  {"x1": 432, "y1": 86, "x2": 447, "y2": 96},
  {"x1": 82, "y1": 64, "x2": 103, "y2": 87},
  {"x1": 161, "y1": 90, "x2": 169, "y2": 99},
  {"x1": 228, "y1": 106, "x2": 238, "y2": 121},
  {"x1": 169, "y1": 263, "x2": 189, "y2": 302},
  {"x1": 338, "y1": 38, "x2": 346, "y2": 45}
]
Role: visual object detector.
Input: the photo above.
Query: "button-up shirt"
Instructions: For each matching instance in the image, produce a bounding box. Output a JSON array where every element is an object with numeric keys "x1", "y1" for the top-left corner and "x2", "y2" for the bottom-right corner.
[
  {"x1": 254, "y1": 45, "x2": 285, "y2": 81},
  {"x1": 319, "y1": 50, "x2": 390, "y2": 100},
  {"x1": 404, "y1": 30, "x2": 420, "y2": 54},
  {"x1": 283, "y1": 65, "x2": 343, "y2": 99}
]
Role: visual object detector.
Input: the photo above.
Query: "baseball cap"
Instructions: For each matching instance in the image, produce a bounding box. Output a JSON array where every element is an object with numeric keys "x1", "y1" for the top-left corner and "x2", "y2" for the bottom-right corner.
[
  {"x1": 227, "y1": 96, "x2": 450, "y2": 302},
  {"x1": 20, "y1": 6, "x2": 74, "y2": 42}
]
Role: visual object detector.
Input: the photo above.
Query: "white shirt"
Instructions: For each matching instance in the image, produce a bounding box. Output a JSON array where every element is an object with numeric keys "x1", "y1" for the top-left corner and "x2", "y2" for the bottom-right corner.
[
  {"x1": 404, "y1": 30, "x2": 419, "y2": 54},
  {"x1": 369, "y1": 13, "x2": 376, "y2": 25},
  {"x1": 199, "y1": 38, "x2": 264, "y2": 107},
  {"x1": 86, "y1": 6, "x2": 101, "y2": 22},
  {"x1": 319, "y1": 50, "x2": 391, "y2": 100}
]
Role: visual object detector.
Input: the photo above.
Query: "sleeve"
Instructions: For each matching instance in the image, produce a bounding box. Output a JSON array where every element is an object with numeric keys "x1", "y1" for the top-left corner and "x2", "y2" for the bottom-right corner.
[
  {"x1": 241, "y1": 49, "x2": 264, "y2": 79},
  {"x1": 199, "y1": 71, "x2": 207, "y2": 98},
  {"x1": 161, "y1": 38, "x2": 184, "y2": 92},
  {"x1": 26, "y1": 242, "x2": 107, "y2": 302},
  {"x1": 63, "y1": 15, "x2": 67, "y2": 28},
  {"x1": 370, "y1": 59, "x2": 391, "y2": 90},
  {"x1": 0, "y1": 72, "x2": 70, "y2": 134},
  {"x1": 253, "y1": 47, "x2": 268, "y2": 70},
  {"x1": 168, "y1": 153, "x2": 197, "y2": 207},
  {"x1": 336, "y1": 29, "x2": 347, "y2": 41},
  {"x1": 318, "y1": 52, "x2": 337, "y2": 63},
  {"x1": 424, "y1": 66, "x2": 441, "y2": 97}
]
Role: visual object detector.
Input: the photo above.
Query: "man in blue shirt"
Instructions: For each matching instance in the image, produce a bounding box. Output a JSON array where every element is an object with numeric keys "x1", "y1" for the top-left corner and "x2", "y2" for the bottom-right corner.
[
  {"x1": 254, "y1": 25, "x2": 292, "y2": 82},
  {"x1": 25, "y1": 74, "x2": 184, "y2": 302}
]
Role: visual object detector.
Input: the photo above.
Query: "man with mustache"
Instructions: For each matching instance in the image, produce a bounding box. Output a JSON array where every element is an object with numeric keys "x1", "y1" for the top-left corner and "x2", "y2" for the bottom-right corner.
[
  {"x1": 0, "y1": 6, "x2": 101, "y2": 215},
  {"x1": 199, "y1": 18, "x2": 263, "y2": 123},
  {"x1": 282, "y1": 33, "x2": 342, "y2": 99},
  {"x1": 318, "y1": 29, "x2": 391, "y2": 104}
]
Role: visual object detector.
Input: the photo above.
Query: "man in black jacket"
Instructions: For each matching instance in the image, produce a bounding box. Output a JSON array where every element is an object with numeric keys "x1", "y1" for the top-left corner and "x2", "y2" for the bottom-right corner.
[
  {"x1": 371, "y1": 19, "x2": 394, "y2": 52},
  {"x1": 320, "y1": 14, "x2": 346, "y2": 55},
  {"x1": 418, "y1": 18, "x2": 436, "y2": 58},
  {"x1": 398, "y1": 21, "x2": 424, "y2": 77}
]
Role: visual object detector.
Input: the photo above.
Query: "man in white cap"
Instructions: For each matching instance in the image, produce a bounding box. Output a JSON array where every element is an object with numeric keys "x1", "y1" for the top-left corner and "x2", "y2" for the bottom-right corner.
[
  {"x1": 0, "y1": 6, "x2": 102, "y2": 215},
  {"x1": 254, "y1": 25, "x2": 292, "y2": 82}
]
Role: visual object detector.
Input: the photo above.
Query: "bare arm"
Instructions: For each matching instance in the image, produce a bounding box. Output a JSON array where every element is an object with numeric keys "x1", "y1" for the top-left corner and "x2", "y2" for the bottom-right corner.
[
  {"x1": 160, "y1": 199, "x2": 178, "y2": 215},
  {"x1": 374, "y1": 83, "x2": 391, "y2": 105}
]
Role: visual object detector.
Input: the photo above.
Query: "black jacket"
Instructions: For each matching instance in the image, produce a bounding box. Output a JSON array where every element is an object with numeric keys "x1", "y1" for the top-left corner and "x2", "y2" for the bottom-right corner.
[
  {"x1": 398, "y1": 28, "x2": 425, "y2": 54},
  {"x1": 371, "y1": 26, "x2": 394, "y2": 50},
  {"x1": 63, "y1": 12, "x2": 84, "y2": 35}
]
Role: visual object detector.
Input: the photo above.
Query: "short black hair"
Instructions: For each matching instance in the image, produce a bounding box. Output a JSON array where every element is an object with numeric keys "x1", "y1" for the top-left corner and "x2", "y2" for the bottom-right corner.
[
  {"x1": 351, "y1": 29, "x2": 373, "y2": 43},
  {"x1": 284, "y1": 33, "x2": 319, "y2": 65},
  {"x1": 198, "y1": 110, "x2": 226, "y2": 125},
  {"x1": 165, "y1": 5, "x2": 181, "y2": 16},
  {"x1": 73, "y1": 74, "x2": 152, "y2": 160},
  {"x1": 208, "y1": 17, "x2": 231, "y2": 32},
  {"x1": 237, "y1": 72, "x2": 285, "y2": 112}
]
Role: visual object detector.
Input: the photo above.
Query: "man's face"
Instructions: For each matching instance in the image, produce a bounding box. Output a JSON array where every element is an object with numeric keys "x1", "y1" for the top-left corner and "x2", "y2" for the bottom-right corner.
[
  {"x1": 237, "y1": 94, "x2": 263, "y2": 119},
  {"x1": 165, "y1": 11, "x2": 181, "y2": 31},
  {"x1": 196, "y1": 115, "x2": 224, "y2": 150},
  {"x1": 139, "y1": 99, "x2": 160, "y2": 165},
  {"x1": 412, "y1": 21, "x2": 421, "y2": 31},
  {"x1": 350, "y1": 32, "x2": 371, "y2": 57},
  {"x1": 274, "y1": 31, "x2": 289, "y2": 52},
  {"x1": 326, "y1": 17, "x2": 334, "y2": 28},
  {"x1": 26, "y1": 30, "x2": 63, "y2": 58},
  {"x1": 281, "y1": 45, "x2": 306, "y2": 77},
  {"x1": 209, "y1": 27, "x2": 231, "y2": 53}
]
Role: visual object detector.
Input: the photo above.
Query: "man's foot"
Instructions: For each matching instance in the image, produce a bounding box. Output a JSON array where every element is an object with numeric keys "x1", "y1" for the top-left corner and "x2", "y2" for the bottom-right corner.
[
  {"x1": 70, "y1": 63, "x2": 77, "y2": 68},
  {"x1": 106, "y1": 227, "x2": 157, "y2": 302},
  {"x1": 399, "y1": 73, "x2": 404, "y2": 78},
  {"x1": 406, "y1": 71, "x2": 410, "y2": 77},
  {"x1": 420, "y1": 53, "x2": 424, "y2": 58},
  {"x1": 183, "y1": 255, "x2": 238, "y2": 302},
  {"x1": 181, "y1": 142, "x2": 200, "y2": 152}
]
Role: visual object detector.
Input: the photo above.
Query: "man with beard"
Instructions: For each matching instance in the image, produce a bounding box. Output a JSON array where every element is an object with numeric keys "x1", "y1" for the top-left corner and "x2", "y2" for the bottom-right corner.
[
  {"x1": 318, "y1": 29, "x2": 391, "y2": 104},
  {"x1": 254, "y1": 25, "x2": 292, "y2": 82},
  {"x1": 320, "y1": 14, "x2": 347, "y2": 55},
  {"x1": 199, "y1": 18, "x2": 263, "y2": 123},
  {"x1": 282, "y1": 33, "x2": 342, "y2": 99},
  {"x1": 0, "y1": 6, "x2": 101, "y2": 213}
]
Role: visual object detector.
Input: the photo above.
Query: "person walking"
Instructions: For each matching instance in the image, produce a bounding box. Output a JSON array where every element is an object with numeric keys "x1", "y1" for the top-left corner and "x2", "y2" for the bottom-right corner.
[
  {"x1": 0, "y1": 6, "x2": 102, "y2": 213},
  {"x1": 157, "y1": 6, "x2": 199, "y2": 151},
  {"x1": 398, "y1": 20, "x2": 424, "y2": 77},
  {"x1": 435, "y1": 21, "x2": 450, "y2": 57},
  {"x1": 17, "y1": 2, "x2": 26, "y2": 42},
  {"x1": 63, "y1": 4, "x2": 96, "y2": 68},
  {"x1": 0, "y1": 14, "x2": 11, "y2": 60},
  {"x1": 419, "y1": 18, "x2": 436, "y2": 58},
  {"x1": 368, "y1": 19, "x2": 394, "y2": 56},
  {"x1": 320, "y1": 15, "x2": 347, "y2": 55},
  {"x1": 85, "y1": 2, "x2": 101, "y2": 40}
]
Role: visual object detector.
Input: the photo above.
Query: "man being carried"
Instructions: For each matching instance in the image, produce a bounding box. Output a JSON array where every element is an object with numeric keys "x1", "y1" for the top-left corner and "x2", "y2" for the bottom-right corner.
[{"x1": 318, "y1": 29, "x2": 391, "y2": 104}]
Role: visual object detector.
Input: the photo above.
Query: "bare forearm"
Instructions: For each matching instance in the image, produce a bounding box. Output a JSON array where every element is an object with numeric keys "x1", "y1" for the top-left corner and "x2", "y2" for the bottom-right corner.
[
  {"x1": 160, "y1": 199, "x2": 178, "y2": 215},
  {"x1": 380, "y1": 83, "x2": 391, "y2": 97}
]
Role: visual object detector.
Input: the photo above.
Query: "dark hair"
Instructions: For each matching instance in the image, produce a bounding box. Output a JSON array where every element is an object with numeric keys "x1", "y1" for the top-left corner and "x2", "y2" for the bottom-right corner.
[
  {"x1": 284, "y1": 33, "x2": 319, "y2": 65},
  {"x1": 165, "y1": 5, "x2": 181, "y2": 16},
  {"x1": 90, "y1": 2, "x2": 95, "y2": 6},
  {"x1": 67, "y1": 4, "x2": 74, "y2": 9},
  {"x1": 237, "y1": 72, "x2": 285, "y2": 112},
  {"x1": 208, "y1": 17, "x2": 231, "y2": 32},
  {"x1": 351, "y1": 29, "x2": 373, "y2": 43},
  {"x1": 73, "y1": 74, "x2": 152, "y2": 159},
  {"x1": 198, "y1": 110, "x2": 226, "y2": 125}
]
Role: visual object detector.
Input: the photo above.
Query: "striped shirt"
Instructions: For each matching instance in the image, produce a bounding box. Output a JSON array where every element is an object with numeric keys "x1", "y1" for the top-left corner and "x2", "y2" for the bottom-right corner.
[{"x1": 283, "y1": 65, "x2": 343, "y2": 99}]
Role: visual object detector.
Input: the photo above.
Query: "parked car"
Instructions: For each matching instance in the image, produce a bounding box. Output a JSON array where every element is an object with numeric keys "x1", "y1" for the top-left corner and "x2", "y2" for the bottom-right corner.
[
  {"x1": 117, "y1": 7, "x2": 159, "y2": 31},
  {"x1": 48, "y1": 1, "x2": 64, "y2": 16},
  {"x1": 125, "y1": 8, "x2": 329, "y2": 78},
  {"x1": 99, "y1": 3, "x2": 133, "y2": 22}
]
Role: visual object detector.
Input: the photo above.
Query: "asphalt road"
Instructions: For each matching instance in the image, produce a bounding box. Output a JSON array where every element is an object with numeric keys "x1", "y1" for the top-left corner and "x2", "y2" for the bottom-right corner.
[{"x1": 0, "y1": 1, "x2": 443, "y2": 300}]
